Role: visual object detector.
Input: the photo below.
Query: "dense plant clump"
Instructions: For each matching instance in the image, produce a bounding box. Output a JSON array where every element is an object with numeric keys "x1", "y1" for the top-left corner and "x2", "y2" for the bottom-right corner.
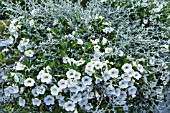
[{"x1": 0, "y1": 0, "x2": 170, "y2": 112}]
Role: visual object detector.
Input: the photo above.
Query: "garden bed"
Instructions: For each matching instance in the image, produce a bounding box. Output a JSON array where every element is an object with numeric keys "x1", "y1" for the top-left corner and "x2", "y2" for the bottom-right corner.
[{"x1": 0, "y1": 0, "x2": 170, "y2": 113}]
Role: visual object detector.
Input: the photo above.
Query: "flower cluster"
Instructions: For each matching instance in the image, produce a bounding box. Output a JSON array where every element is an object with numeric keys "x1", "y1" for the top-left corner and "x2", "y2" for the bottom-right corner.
[{"x1": 2, "y1": 36, "x2": 148, "y2": 112}]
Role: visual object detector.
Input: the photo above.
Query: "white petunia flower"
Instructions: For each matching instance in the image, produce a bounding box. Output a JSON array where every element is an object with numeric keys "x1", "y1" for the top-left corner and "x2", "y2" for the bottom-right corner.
[
  {"x1": 77, "y1": 39, "x2": 83, "y2": 45},
  {"x1": 128, "y1": 81, "x2": 134, "y2": 86},
  {"x1": 20, "y1": 87, "x2": 25, "y2": 94},
  {"x1": 32, "y1": 98, "x2": 41, "y2": 106},
  {"x1": 4, "y1": 87, "x2": 11, "y2": 96},
  {"x1": 2, "y1": 48, "x2": 9, "y2": 53},
  {"x1": 50, "y1": 85, "x2": 60, "y2": 96},
  {"x1": 67, "y1": 79, "x2": 77, "y2": 88},
  {"x1": 32, "y1": 88, "x2": 39, "y2": 97},
  {"x1": 24, "y1": 78, "x2": 35, "y2": 87},
  {"x1": 128, "y1": 86, "x2": 137, "y2": 95},
  {"x1": 94, "y1": 61, "x2": 103, "y2": 69},
  {"x1": 13, "y1": 62, "x2": 26, "y2": 71},
  {"x1": 56, "y1": 95, "x2": 65, "y2": 100},
  {"x1": 85, "y1": 103, "x2": 93, "y2": 110},
  {"x1": 119, "y1": 80, "x2": 129, "y2": 89},
  {"x1": 8, "y1": 86, "x2": 15, "y2": 94},
  {"x1": 58, "y1": 100, "x2": 65, "y2": 107},
  {"x1": 123, "y1": 75, "x2": 131, "y2": 81},
  {"x1": 29, "y1": 19, "x2": 35, "y2": 26},
  {"x1": 44, "y1": 95, "x2": 55, "y2": 105},
  {"x1": 69, "y1": 85, "x2": 80, "y2": 93},
  {"x1": 40, "y1": 73, "x2": 52, "y2": 84},
  {"x1": 119, "y1": 91, "x2": 127, "y2": 100},
  {"x1": 153, "y1": 7, "x2": 161, "y2": 13},
  {"x1": 64, "y1": 101, "x2": 75, "y2": 111},
  {"x1": 12, "y1": 85, "x2": 19, "y2": 93},
  {"x1": 94, "y1": 75, "x2": 102, "y2": 84},
  {"x1": 132, "y1": 94, "x2": 136, "y2": 98},
  {"x1": 90, "y1": 39, "x2": 99, "y2": 44},
  {"x1": 102, "y1": 37, "x2": 107, "y2": 45},
  {"x1": 141, "y1": 2, "x2": 148, "y2": 7},
  {"x1": 143, "y1": 19, "x2": 148, "y2": 24},
  {"x1": 58, "y1": 79, "x2": 68, "y2": 89},
  {"x1": 9, "y1": 24, "x2": 18, "y2": 33},
  {"x1": 66, "y1": 69, "x2": 76, "y2": 79},
  {"x1": 62, "y1": 56, "x2": 70, "y2": 63},
  {"x1": 4, "y1": 85, "x2": 18, "y2": 95},
  {"x1": 68, "y1": 58, "x2": 76, "y2": 65},
  {"x1": 68, "y1": 34, "x2": 74, "y2": 38},
  {"x1": 77, "y1": 82, "x2": 86, "y2": 91},
  {"x1": 72, "y1": 31, "x2": 76, "y2": 35},
  {"x1": 85, "y1": 62, "x2": 94, "y2": 70},
  {"x1": 20, "y1": 38, "x2": 29, "y2": 46},
  {"x1": 102, "y1": 60, "x2": 109, "y2": 65},
  {"x1": 126, "y1": 70, "x2": 135, "y2": 77},
  {"x1": 74, "y1": 72, "x2": 81, "y2": 80},
  {"x1": 123, "y1": 105, "x2": 129, "y2": 111},
  {"x1": 75, "y1": 59, "x2": 85, "y2": 66},
  {"x1": 94, "y1": 51, "x2": 104, "y2": 57},
  {"x1": 94, "y1": 45, "x2": 101, "y2": 51},
  {"x1": 14, "y1": 74, "x2": 19, "y2": 82},
  {"x1": 67, "y1": 79, "x2": 78, "y2": 88},
  {"x1": 24, "y1": 50, "x2": 34, "y2": 57},
  {"x1": 121, "y1": 63, "x2": 133, "y2": 73},
  {"x1": 85, "y1": 85, "x2": 93, "y2": 92},
  {"x1": 19, "y1": 97, "x2": 26, "y2": 107},
  {"x1": 85, "y1": 62, "x2": 95, "y2": 76},
  {"x1": 82, "y1": 76, "x2": 92, "y2": 86},
  {"x1": 132, "y1": 61, "x2": 137, "y2": 66},
  {"x1": 71, "y1": 93, "x2": 82, "y2": 103},
  {"x1": 17, "y1": 44, "x2": 25, "y2": 52},
  {"x1": 47, "y1": 27, "x2": 52, "y2": 31},
  {"x1": 37, "y1": 85, "x2": 46, "y2": 94},
  {"x1": 87, "y1": 92, "x2": 94, "y2": 99},
  {"x1": 108, "y1": 68, "x2": 119, "y2": 78},
  {"x1": 118, "y1": 100, "x2": 127, "y2": 105},
  {"x1": 78, "y1": 98, "x2": 88, "y2": 107},
  {"x1": 37, "y1": 70, "x2": 45, "y2": 79},
  {"x1": 13, "y1": 93, "x2": 20, "y2": 98},
  {"x1": 106, "y1": 85, "x2": 115, "y2": 95},
  {"x1": 115, "y1": 88, "x2": 121, "y2": 97},
  {"x1": 117, "y1": 50, "x2": 124, "y2": 56},
  {"x1": 102, "y1": 70, "x2": 111, "y2": 81},
  {"x1": 133, "y1": 72, "x2": 142, "y2": 80},
  {"x1": 103, "y1": 27, "x2": 114, "y2": 33},
  {"x1": 105, "y1": 47, "x2": 112, "y2": 54},
  {"x1": 102, "y1": 22, "x2": 111, "y2": 26}
]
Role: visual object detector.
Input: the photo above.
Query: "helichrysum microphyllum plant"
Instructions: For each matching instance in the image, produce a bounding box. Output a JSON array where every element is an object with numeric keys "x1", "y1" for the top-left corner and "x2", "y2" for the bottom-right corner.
[{"x1": 0, "y1": 0, "x2": 170, "y2": 113}]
